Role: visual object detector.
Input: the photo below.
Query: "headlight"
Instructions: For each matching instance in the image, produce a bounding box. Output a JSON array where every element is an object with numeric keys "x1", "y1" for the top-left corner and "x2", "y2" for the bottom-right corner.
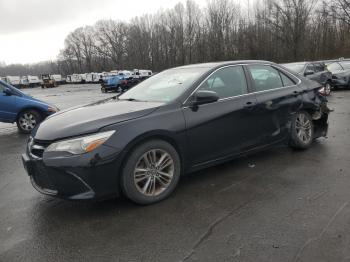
[
  {"x1": 46, "y1": 131, "x2": 115, "y2": 155},
  {"x1": 48, "y1": 106, "x2": 59, "y2": 113}
]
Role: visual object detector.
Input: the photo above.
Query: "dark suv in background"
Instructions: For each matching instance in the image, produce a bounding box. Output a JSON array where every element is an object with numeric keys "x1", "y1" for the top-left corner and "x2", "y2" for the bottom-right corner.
[
  {"x1": 326, "y1": 61, "x2": 350, "y2": 89},
  {"x1": 282, "y1": 62, "x2": 333, "y2": 95}
]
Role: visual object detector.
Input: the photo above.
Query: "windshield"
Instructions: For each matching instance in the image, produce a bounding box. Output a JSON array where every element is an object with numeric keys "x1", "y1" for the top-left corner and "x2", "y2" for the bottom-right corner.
[
  {"x1": 119, "y1": 67, "x2": 208, "y2": 102},
  {"x1": 0, "y1": 80, "x2": 22, "y2": 96},
  {"x1": 282, "y1": 63, "x2": 305, "y2": 74},
  {"x1": 340, "y1": 62, "x2": 350, "y2": 70},
  {"x1": 327, "y1": 62, "x2": 343, "y2": 72}
]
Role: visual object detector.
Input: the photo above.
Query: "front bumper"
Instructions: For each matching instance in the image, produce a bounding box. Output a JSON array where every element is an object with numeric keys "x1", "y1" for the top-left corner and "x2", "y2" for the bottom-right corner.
[{"x1": 22, "y1": 144, "x2": 122, "y2": 200}]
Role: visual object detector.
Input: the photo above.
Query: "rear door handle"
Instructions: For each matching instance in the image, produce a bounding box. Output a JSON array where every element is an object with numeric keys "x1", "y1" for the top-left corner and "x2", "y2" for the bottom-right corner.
[{"x1": 293, "y1": 91, "x2": 300, "y2": 96}]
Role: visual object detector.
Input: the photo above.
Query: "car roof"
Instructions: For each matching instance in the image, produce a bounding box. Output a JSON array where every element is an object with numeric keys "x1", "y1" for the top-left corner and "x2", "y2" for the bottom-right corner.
[
  {"x1": 172, "y1": 60, "x2": 274, "y2": 70},
  {"x1": 282, "y1": 62, "x2": 310, "y2": 65}
]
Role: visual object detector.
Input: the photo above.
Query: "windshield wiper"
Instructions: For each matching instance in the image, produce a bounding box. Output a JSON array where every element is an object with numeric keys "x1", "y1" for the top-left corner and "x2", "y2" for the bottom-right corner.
[{"x1": 118, "y1": 97, "x2": 146, "y2": 102}]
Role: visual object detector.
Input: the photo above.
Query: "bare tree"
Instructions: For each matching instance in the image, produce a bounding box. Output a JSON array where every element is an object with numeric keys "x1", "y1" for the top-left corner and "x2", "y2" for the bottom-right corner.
[{"x1": 3, "y1": 0, "x2": 350, "y2": 77}]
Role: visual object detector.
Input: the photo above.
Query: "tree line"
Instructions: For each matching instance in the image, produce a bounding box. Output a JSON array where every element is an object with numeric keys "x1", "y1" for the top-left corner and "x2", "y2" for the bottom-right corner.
[{"x1": 1, "y1": 0, "x2": 350, "y2": 76}]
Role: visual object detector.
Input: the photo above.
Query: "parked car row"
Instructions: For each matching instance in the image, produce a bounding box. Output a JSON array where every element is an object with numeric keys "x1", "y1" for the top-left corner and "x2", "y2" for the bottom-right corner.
[
  {"x1": 101, "y1": 69, "x2": 153, "y2": 93},
  {"x1": 1, "y1": 69, "x2": 153, "y2": 90},
  {"x1": 67, "y1": 69, "x2": 153, "y2": 86},
  {"x1": 281, "y1": 58, "x2": 350, "y2": 96},
  {"x1": 0, "y1": 74, "x2": 64, "y2": 89},
  {"x1": 325, "y1": 61, "x2": 350, "y2": 89}
]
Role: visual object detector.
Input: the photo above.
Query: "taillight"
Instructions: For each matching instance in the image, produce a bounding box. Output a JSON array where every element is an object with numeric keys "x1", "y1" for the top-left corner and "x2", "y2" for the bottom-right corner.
[{"x1": 318, "y1": 87, "x2": 326, "y2": 96}]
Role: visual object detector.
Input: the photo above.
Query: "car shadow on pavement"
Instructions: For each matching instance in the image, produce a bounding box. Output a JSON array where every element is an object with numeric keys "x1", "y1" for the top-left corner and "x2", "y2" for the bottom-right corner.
[
  {"x1": 8, "y1": 140, "x2": 329, "y2": 262},
  {"x1": 30, "y1": 140, "x2": 329, "y2": 217}
]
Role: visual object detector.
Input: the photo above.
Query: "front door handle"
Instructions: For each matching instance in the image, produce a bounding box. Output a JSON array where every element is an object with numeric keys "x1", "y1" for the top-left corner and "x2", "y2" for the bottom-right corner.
[
  {"x1": 293, "y1": 90, "x2": 300, "y2": 96},
  {"x1": 244, "y1": 101, "x2": 256, "y2": 110}
]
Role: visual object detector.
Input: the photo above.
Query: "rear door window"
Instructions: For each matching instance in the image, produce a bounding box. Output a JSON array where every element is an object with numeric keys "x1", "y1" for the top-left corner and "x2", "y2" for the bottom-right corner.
[{"x1": 248, "y1": 65, "x2": 284, "y2": 92}]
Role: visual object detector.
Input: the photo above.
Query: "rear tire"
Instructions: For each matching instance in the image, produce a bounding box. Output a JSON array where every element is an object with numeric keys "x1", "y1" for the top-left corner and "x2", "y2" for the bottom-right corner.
[
  {"x1": 16, "y1": 110, "x2": 42, "y2": 134},
  {"x1": 325, "y1": 82, "x2": 332, "y2": 96},
  {"x1": 121, "y1": 140, "x2": 181, "y2": 205},
  {"x1": 289, "y1": 111, "x2": 314, "y2": 150}
]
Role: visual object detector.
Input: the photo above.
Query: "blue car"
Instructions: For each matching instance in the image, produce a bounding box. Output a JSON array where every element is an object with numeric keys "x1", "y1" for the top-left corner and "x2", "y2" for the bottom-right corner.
[
  {"x1": 101, "y1": 75, "x2": 128, "y2": 93},
  {"x1": 0, "y1": 80, "x2": 59, "y2": 133}
]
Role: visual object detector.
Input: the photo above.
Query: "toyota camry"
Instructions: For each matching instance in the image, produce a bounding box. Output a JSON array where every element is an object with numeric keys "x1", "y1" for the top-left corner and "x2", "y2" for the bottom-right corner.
[{"x1": 22, "y1": 61, "x2": 330, "y2": 205}]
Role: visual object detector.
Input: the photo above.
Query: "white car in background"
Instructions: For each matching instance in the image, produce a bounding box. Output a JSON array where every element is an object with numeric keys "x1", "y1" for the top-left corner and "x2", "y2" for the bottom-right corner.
[{"x1": 132, "y1": 69, "x2": 153, "y2": 79}]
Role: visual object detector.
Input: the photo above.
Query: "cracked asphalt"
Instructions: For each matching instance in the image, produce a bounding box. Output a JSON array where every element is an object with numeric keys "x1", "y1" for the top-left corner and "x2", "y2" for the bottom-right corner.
[{"x1": 1, "y1": 84, "x2": 350, "y2": 262}]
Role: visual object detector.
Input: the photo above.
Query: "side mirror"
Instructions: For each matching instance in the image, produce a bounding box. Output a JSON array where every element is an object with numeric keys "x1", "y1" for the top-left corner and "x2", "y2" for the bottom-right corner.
[
  {"x1": 304, "y1": 70, "x2": 315, "y2": 76},
  {"x1": 3, "y1": 87, "x2": 12, "y2": 96},
  {"x1": 191, "y1": 90, "x2": 219, "y2": 107}
]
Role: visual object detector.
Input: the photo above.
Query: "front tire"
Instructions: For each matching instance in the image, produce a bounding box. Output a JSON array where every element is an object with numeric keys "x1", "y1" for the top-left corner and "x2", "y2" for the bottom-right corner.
[
  {"x1": 16, "y1": 110, "x2": 42, "y2": 134},
  {"x1": 121, "y1": 140, "x2": 181, "y2": 205},
  {"x1": 289, "y1": 111, "x2": 314, "y2": 150}
]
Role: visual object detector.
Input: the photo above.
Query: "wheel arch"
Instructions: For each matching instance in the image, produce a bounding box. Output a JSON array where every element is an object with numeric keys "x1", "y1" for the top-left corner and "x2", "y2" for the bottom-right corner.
[
  {"x1": 15, "y1": 106, "x2": 47, "y2": 121},
  {"x1": 117, "y1": 131, "x2": 186, "y2": 184}
]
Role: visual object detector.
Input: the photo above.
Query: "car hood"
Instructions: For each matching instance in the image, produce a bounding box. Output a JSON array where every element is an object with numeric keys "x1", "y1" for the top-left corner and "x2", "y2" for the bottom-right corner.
[
  {"x1": 33, "y1": 98, "x2": 164, "y2": 141},
  {"x1": 23, "y1": 94, "x2": 50, "y2": 106},
  {"x1": 21, "y1": 93, "x2": 58, "y2": 110}
]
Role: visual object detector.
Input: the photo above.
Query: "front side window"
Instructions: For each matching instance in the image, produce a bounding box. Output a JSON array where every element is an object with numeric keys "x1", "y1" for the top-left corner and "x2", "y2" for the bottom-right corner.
[
  {"x1": 198, "y1": 66, "x2": 248, "y2": 99},
  {"x1": 248, "y1": 65, "x2": 284, "y2": 92}
]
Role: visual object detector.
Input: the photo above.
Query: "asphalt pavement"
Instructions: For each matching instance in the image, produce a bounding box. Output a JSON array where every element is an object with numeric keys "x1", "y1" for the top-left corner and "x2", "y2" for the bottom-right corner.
[{"x1": 0, "y1": 85, "x2": 350, "y2": 262}]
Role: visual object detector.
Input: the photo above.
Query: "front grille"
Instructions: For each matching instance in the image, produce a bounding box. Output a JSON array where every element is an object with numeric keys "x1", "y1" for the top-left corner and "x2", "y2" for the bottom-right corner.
[{"x1": 30, "y1": 140, "x2": 50, "y2": 158}]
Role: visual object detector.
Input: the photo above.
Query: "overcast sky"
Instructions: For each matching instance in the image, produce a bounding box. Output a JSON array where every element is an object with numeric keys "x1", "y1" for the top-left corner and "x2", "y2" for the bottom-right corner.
[{"x1": 0, "y1": 0, "x2": 211, "y2": 65}]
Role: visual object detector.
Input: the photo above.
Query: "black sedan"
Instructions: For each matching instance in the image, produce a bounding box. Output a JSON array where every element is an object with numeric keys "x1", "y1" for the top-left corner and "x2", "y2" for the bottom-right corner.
[
  {"x1": 22, "y1": 61, "x2": 330, "y2": 205},
  {"x1": 326, "y1": 61, "x2": 350, "y2": 89},
  {"x1": 281, "y1": 62, "x2": 333, "y2": 95}
]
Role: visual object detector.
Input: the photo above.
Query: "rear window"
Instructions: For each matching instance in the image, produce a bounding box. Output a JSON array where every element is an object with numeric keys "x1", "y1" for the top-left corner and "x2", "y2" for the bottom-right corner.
[
  {"x1": 327, "y1": 63, "x2": 343, "y2": 72},
  {"x1": 282, "y1": 63, "x2": 305, "y2": 74}
]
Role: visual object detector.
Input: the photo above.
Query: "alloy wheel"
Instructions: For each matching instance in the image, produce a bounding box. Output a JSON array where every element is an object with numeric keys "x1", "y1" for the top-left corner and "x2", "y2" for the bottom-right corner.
[
  {"x1": 19, "y1": 113, "x2": 37, "y2": 131},
  {"x1": 134, "y1": 149, "x2": 175, "y2": 197},
  {"x1": 295, "y1": 113, "x2": 312, "y2": 144}
]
